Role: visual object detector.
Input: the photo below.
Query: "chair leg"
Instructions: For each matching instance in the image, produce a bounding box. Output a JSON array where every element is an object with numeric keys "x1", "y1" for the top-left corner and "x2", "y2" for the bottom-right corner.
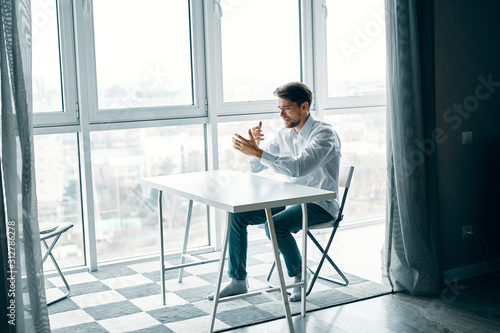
[
  {"x1": 265, "y1": 260, "x2": 291, "y2": 295},
  {"x1": 266, "y1": 261, "x2": 276, "y2": 288},
  {"x1": 42, "y1": 240, "x2": 71, "y2": 305},
  {"x1": 307, "y1": 230, "x2": 349, "y2": 293},
  {"x1": 266, "y1": 226, "x2": 349, "y2": 296}
]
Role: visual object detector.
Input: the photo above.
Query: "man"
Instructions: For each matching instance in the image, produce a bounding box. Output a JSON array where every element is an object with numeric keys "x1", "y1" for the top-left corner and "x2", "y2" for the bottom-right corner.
[{"x1": 209, "y1": 82, "x2": 341, "y2": 302}]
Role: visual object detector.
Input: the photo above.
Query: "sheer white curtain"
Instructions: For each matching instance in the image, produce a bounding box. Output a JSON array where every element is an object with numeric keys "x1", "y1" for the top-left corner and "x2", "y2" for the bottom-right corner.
[
  {"x1": 1, "y1": 0, "x2": 50, "y2": 331},
  {"x1": 384, "y1": 0, "x2": 440, "y2": 295}
]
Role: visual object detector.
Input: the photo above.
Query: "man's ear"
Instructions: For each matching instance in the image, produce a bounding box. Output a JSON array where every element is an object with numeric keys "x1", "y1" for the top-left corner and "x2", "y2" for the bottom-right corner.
[{"x1": 301, "y1": 102, "x2": 309, "y2": 113}]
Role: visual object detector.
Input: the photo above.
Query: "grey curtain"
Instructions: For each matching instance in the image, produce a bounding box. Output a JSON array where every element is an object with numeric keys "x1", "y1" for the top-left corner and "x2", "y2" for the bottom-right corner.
[
  {"x1": 384, "y1": 0, "x2": 440, "y2": 295},
  {"x1": 1, "y1": 0, "x2": 50, "y2": 331}
]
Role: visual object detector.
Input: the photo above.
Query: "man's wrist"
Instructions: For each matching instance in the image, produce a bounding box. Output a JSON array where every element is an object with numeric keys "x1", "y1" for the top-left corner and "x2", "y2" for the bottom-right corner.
[{"x1": 254, "y1": 148, "x2": 263, "y2": 160}]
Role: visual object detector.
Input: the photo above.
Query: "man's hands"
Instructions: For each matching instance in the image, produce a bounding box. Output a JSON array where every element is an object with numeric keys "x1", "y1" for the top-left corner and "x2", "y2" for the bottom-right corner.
[
  {"x1": 251, "y1": 121, "x2": 264, "y2": 146},
  {"x1": 233, "y1": 122, "x2": 264, "y2": 159}
]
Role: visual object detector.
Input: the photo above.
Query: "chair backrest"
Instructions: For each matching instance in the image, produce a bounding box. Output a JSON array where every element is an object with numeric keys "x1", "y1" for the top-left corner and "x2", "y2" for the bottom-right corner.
[
  {"x1": 338, "y1": 165, "x2": 355, "y2": 189},
  {"x1": 337, "y1": 165, "x2": 355, "y2": 219},
  {"x1": 305, "y1": 165, "x2": 354, "y2": 230}
]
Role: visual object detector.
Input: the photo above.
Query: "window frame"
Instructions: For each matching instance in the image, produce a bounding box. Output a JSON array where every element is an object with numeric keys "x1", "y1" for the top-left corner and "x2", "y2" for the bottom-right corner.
[
  {"x1": 318, "y1": 0, "x2": 386, "y2": 112},
  {"x1": 33, "y1": 0, "x2": 79, "y2": 127},
  {"x1": 214, "y1": 0, "x2": 314, "y2": 116},
  {"x1": 82, "y1": 0, "x2": 207, "y2": 124}
]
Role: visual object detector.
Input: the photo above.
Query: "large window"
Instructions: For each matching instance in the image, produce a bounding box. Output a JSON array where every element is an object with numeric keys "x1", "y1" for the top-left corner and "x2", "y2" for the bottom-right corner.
[{"x1": 31, "y1": 1, "x2": 387, "y2": 271}]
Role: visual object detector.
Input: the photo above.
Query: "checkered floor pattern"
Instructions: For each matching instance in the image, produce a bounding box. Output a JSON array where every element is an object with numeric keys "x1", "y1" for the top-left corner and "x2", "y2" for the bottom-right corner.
[{"x1": 46, "y1": 242, "x2": 390, "y2": 333}]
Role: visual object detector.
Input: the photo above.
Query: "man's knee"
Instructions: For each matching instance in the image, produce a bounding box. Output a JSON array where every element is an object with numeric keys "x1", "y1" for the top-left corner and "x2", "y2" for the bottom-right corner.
[{"x1": 264, "y1": 219, "x2": 293, "y2": 238}]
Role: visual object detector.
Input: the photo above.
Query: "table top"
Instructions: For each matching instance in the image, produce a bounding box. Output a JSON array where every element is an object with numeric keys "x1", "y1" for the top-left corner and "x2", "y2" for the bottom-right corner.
[{"x1": 140, "y1": 170, "x2": 336, "y2": 213}]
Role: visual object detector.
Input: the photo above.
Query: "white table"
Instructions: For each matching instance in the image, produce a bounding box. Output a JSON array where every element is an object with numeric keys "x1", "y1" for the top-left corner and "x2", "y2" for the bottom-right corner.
[{"x1": 140, "y1": 170, "x2": 336, "y2": 333}]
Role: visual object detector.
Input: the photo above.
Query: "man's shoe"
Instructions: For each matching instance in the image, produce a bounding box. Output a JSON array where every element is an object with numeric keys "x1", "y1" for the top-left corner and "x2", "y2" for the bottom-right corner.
[{"x1": 208, "y1": 278, "x2": 248, "y2": 301}]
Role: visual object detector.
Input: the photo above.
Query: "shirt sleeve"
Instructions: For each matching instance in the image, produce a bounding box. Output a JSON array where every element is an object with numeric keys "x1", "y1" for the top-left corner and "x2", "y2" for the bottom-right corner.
[
  {"x1": 247, "y1": 135, "x2": 281, "y2": 173},
  {"x1": 259, "y1": 127, "x2": 340, "y2": 178}
]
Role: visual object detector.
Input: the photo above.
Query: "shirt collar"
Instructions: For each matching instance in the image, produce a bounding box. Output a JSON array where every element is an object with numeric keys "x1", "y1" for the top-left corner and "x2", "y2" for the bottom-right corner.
[{"x1": 298, "y1": 114, "x2": 314, "y2": 138}]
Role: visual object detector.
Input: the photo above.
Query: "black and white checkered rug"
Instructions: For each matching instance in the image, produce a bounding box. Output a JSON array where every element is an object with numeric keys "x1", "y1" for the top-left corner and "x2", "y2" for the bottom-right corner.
[{"x1": 46, "y1": 242, "x2": 390, "y2": 332}]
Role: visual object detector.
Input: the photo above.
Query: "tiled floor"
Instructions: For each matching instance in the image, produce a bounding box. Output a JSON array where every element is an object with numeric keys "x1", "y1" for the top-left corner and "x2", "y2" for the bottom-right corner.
[{"x1": 46, "y1": 222, "x2": 387, "y2": 332}]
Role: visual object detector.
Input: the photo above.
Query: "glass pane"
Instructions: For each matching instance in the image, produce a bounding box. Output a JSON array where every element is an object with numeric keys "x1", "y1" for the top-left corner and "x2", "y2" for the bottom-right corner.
[
  {"x1": 326, "y1": 0, "x2": 386, "y2": 97},
  {"x1": 32, "y1": 0, "x2": 64, "y2": 113},
  {"x1": 91, "y1": 125, "x2": 207, "y2": 262},
  {"x1": 93, "y1": 0, "x2": 193, "y2": 109},
  {"x1": 34, "y1": 133, "x2": 85, "y2": 268},
  {"x1": 221, "y1": 0, "x2": 301, "y2": 102},
  {"x1": 324, "y1": 111, "x2": 386, "y2": 222}
]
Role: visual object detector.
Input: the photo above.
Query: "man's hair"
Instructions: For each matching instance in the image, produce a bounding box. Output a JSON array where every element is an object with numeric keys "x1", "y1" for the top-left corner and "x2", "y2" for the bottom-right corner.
[{"x1": 273, "y1": 82, "x2": 313, "y2": 111}]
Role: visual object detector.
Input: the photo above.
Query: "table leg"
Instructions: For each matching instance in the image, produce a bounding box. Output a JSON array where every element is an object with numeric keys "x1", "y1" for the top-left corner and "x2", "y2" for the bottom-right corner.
[
  {"x1": 158, "y1": 191, "x2": 166, "y2": 305},
  {"x1": 301, "y1": 202, "x2": 308, "y2": 316},
  {"x1": 265, "y1": 208, "x2": 295, "y2": 333},
  {"x1": 209, "y1": 211, "x2": 231, "y2": 333},
  {"x1": 178, "y1": 200, "x2": 194, "y2": 282}
]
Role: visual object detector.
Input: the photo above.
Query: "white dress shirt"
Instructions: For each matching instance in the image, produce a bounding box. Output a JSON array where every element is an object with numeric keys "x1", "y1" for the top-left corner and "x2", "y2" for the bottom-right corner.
[{"x1": 248, "y1": 115, "x2": 341, "y2": 218}]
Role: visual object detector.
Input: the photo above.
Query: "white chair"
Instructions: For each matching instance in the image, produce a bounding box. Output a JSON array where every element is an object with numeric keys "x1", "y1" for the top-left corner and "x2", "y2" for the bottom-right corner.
[
  {"x1": 40, "y1": 222, "x2": 74, "y2": 305},
  {"x1": 266, "y1": 165, "x2": 355, "y2": 295}
]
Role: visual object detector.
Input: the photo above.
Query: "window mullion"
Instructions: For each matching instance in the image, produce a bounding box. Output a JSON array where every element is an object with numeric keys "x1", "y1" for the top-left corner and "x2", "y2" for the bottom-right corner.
[
  {"x1": 191, "y1": 0, "x2": 208, "y2": 115},
  {"x1": 203, "y1": 0, "x2": 224, "y2": 250},
  {"x1": 312, "y1": 0, "x2": 328, "y2": 119},
  {"x1": 301, "y1": 0, "x2": 315, "y2": 94},
  {"x1": 73, "y1": 0, "x2": 98, "y2": 271},
  {"x1": 59, "y1": 0, "x2": 78, "y2": 124}
]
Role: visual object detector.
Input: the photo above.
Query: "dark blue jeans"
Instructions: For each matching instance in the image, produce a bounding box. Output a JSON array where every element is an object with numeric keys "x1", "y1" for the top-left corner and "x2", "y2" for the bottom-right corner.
[{"x1": 227, "y1": 203, "x2": 334, "y2": 279}]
